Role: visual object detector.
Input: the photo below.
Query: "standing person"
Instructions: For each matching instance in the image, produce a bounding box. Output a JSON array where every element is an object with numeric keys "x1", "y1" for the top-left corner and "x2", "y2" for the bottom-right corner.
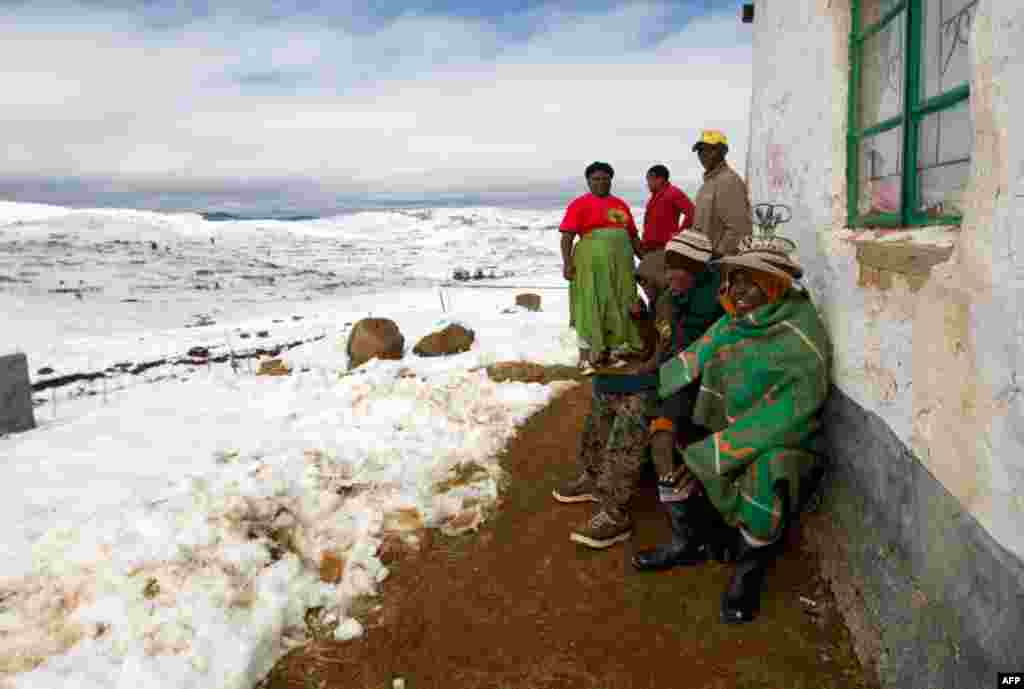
[
  {"x1": 560, "y1": 161, "x2": 644, "y2": 375},
  {"x1": 690, "y1": 130, "x2": 753, "y2": 257},
  {"x1": 640, "y1": 164, "x2": 695, "y2": 255}
]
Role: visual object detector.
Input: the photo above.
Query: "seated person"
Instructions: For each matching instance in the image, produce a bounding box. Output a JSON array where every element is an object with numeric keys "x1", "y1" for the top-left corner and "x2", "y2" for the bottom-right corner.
[
  {"x1": 551, "y1": 230, "x2": 724, "y2": 550},
  {"x1": 629, "y1": 249, "x2": 666, "y2": 361},
  {"x1": 635, "y1": 233, "x2": 831, "y2": 625}
]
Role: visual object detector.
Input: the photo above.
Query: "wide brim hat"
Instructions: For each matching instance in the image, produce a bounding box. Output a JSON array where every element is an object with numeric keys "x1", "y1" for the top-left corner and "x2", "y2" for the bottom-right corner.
[
  {"x1": 636, "y1": 249, "x2": 666, "y2": 285},
  {"x1": 713, "y1": 234, "x2": 804, "y2": 280},
  {"x1": 665, "y1": 229, "x2": 714, "y2": 264}
]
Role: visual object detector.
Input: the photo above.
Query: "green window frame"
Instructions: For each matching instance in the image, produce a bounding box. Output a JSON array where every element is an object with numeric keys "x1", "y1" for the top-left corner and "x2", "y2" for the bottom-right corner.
[{"x1": 847, "y1": 0, "x2": 976, "y2": 228}]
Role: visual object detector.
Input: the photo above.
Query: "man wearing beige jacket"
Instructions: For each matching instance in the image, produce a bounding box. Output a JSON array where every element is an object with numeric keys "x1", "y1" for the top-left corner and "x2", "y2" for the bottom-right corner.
[{"x1": 690, "y1": 130, "x2": 753, "y2": 257}]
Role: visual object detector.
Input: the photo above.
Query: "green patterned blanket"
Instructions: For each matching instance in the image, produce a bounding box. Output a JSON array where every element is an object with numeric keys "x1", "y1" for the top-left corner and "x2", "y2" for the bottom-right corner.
[{"x1": 657, "y1": 291, "x2": 831, "y2": 539}]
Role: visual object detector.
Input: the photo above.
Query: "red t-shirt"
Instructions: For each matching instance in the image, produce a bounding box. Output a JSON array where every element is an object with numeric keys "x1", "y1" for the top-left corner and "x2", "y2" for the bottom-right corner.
[
  {"x1": 559, "y1": 193, "x2": 639, "y2": 239},
  {"x1": 642, "y1": 184, "x2": 695, "y2": 250}
]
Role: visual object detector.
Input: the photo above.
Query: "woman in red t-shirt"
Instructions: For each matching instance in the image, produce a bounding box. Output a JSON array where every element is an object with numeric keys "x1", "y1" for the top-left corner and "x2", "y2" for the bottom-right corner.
[{"x1": 560, "y1": 161, "x2": 644, "y2": 374}]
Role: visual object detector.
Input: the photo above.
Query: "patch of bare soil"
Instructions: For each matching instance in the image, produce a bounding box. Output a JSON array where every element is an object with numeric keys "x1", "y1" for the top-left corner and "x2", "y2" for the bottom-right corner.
[{"x1": 258, "y1": 365, "x2": 878, "y2": 689}]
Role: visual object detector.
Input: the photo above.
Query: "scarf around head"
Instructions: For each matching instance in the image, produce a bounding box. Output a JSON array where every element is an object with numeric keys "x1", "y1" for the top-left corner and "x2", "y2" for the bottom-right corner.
[{"x1": 718, "y1": 270, "x2": 792, "y2": 316}]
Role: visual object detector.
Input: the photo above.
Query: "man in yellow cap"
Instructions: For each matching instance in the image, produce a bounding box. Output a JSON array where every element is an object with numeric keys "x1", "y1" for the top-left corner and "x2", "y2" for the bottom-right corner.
[{"x1": 691, "y1": 129, "x2": 753, "y2": 257}]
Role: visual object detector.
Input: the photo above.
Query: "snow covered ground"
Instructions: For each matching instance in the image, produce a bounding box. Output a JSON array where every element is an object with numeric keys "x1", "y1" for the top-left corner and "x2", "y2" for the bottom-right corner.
[{"x1": 0, "y1": 201, "x2": 587, "y2": 688}]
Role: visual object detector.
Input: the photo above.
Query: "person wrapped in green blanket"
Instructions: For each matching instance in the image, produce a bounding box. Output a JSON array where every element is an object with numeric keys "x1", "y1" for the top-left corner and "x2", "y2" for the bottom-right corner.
[
  {"x1": 634, "y1": 231, "x2": 831, "y2": 625},
  {"x1": 552, "y1": 230, "x2": 723, "y2": 550}
]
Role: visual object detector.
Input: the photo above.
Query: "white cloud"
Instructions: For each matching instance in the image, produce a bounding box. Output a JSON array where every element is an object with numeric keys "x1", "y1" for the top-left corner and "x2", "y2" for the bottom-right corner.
[{"x1": 0, "y1": 4, "x2": 752, "y2": 203}]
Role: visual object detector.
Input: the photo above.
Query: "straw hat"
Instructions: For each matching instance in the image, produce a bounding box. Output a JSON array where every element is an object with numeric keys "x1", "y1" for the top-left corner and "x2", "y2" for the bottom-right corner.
[
  {"x1": 714, "y1": 233, "x2": 803, "y2": 280},
  {"x1": 636, "y1": 249, "x2": 666, "y2": 285},
  {"x1": 665, "y1": 229, "x2": 714, "y2": 264}
]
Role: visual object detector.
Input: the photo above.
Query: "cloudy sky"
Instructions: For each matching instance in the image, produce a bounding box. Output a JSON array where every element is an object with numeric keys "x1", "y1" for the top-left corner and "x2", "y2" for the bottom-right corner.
[{"x1": 1, "y1": 0, "x2": 753, "y2": 214}]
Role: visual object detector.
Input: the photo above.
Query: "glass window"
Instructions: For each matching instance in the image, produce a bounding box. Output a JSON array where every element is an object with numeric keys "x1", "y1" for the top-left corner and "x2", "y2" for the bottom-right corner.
[
  {"x1": 847, "y1": 0, "x2": 973, "y2": 227},
  {"x1": 861, "y1": 0, "x2": 904, "y2": 27},
  {"x1": 918, "y1": 99, "x2": 972, "y2": 216},
  {"x1": 921, "y1": 0, "x2": 979, "y2": 100},
  {"x1": 859, "y1": 13, "x2": 906, "y2": 129},
  {"x1": 859, "y1": 127, "x2": 904, "y2": 217}
]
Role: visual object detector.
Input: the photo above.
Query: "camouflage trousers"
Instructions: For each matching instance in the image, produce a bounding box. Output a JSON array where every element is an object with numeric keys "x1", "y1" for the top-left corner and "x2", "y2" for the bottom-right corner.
[{"x1": 577, "y1": 389, "x2": 651, "y2": 516}]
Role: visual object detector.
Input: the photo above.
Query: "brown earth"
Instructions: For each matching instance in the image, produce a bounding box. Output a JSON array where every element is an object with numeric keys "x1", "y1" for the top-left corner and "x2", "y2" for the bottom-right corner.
[{"x1": 259, "y1": 365, "x2": 878, "y2": 689}]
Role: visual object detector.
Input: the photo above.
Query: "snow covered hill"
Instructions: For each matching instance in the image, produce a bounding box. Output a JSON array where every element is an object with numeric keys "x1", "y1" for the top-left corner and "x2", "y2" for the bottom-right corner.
[{"x1": 0, "y1": 200, "x2": 585, "y2": 688}]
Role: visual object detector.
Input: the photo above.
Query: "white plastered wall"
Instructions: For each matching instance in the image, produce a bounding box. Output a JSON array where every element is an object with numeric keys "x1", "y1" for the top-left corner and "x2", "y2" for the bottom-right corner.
[{"x1": 745, "y1": 0, "x2": 1024, "y2": 559}]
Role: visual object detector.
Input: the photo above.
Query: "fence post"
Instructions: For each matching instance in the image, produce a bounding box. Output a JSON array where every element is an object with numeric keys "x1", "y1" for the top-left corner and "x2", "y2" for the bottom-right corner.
[{"x1": 0, "y1": 353, "x2": 36, "y2": 433}]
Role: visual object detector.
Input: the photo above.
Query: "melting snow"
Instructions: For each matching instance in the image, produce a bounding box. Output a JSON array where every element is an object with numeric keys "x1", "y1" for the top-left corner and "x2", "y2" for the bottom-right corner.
[{"x1": 0, "y1": 200, "x2": 586, "y2": 688}]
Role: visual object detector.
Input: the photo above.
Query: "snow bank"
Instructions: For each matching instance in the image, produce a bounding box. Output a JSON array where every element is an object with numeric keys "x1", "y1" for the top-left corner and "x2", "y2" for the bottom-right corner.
[
  {"x1": 0, "y1": 199, "x2": 588, "y2": 688},
  {"x1": 1, "y1": 358, "x2": 575, "y2": 688}
]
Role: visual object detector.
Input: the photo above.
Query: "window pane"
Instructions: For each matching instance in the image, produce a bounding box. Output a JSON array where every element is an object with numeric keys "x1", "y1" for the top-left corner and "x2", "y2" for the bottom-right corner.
[
  {"x1": 859, "y1": 12, "x2": 906, "y2": 130},
  {"x1": 921, "y1": 0, "x2": 978, "y2": 99},
  {"x1": 858, "y1": 126, "x2": 903, "y2": 217},
  {"x1": 918, "y1": 99, "x2": 972, "y2": 168},
  {"x1": 861, "y1": 0, "x2": 904, "y2": 28},
  {"x1": 918, "y1": 100, "x2": 973, "y2": 216}
]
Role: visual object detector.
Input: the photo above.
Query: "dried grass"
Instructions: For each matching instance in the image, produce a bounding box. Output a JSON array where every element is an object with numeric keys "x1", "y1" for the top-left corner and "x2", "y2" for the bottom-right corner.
[{"x1": 432, "y1": 461, "x2": 489, "y2": 494}]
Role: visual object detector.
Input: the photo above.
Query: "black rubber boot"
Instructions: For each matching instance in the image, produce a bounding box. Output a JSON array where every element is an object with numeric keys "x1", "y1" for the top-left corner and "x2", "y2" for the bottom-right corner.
[
  {"x1": 720, "y1": 535, "x2": 776, "y2": 624},
  {"x1": 701, "y1": 502, "x2": 741, "y2": 564},
  {"x1": 631, "y1": 501, "x2": 709, "y2": 571}
]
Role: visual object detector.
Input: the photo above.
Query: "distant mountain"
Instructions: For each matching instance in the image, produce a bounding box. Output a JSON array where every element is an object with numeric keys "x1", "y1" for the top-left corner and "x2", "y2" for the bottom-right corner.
[{"x1": 200, "y1": 211, "x2": 318, "y2": 222}]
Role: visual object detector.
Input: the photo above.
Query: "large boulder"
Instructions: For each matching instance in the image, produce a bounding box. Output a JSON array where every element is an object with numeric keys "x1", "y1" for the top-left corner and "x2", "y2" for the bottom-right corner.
[
  {"x1": 256, "y1": 358, "x2": 291, "y2": 376},
  {"x1": 318, "y1": 550, "x2": 345, "y2": 584},
  {"x1": 413, "y1": 323, "x2": 475, "y2": 357},
  {"x1": 346, "y1": 318, "x2": 405, "y2": 370},
  {"x1": 515, "y1": 293, "x2": 542, "y2": 311}
]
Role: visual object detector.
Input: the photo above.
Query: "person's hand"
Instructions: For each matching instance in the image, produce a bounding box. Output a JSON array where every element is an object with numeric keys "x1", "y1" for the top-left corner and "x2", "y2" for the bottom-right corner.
[
  {"x1": 563, "y1": 263, "x2": 576, "y2": 281},
  {"x1": 658, "y1": 464, "x2": 694, "y2": 490}
]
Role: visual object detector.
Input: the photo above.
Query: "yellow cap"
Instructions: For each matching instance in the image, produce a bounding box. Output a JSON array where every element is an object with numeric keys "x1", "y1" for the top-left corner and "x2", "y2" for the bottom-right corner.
[{"x1": 692, "y1": 129, "x2": 729, "y2": 151}]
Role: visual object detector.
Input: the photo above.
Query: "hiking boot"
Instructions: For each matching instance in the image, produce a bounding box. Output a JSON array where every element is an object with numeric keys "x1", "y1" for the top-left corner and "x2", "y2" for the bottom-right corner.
[
  {"x1": 570, "y1": 509, "x2": 633, "y2": 549},
  {"x1": 552, "y1": 474, "x2": 599, "y2": 504}
]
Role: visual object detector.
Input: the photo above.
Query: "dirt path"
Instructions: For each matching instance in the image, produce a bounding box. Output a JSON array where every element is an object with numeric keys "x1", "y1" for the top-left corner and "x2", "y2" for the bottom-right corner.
[{"x1": 263, "y1": 369, "x2": 877, "y2": 689}]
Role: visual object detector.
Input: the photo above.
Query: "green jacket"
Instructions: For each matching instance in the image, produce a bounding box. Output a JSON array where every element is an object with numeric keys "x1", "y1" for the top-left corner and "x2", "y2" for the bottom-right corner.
[
  {"x1": 593, "y1": 267, "x2": 723, "y2": 396},
  {"x1": 655, "y1": 266, "x2": 724, "y2": 364}
]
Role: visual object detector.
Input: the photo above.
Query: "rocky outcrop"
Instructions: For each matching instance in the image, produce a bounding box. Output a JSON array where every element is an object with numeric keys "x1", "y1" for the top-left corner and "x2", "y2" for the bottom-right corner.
[
  {"x1": 257, "y1": 358, "x2": 291, "y2": 376},
  {"x1": 515, "y1": 293, "x2": 542, "y2": 311},
  {"x1": 318, "y1": 551, "x2": 345, "y2": 584},
  {"x1": 346, "y1": 318, "x2": 405, "y2": 370},
  {"x1": 413, "y1": 324, "x2": 475, "y2": 357}
]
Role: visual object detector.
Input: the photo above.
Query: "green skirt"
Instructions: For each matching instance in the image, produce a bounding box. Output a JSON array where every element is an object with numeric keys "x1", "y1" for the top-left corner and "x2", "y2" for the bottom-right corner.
[{"x1": 569, "y1": 228, "x2": 643, "y2": 354}]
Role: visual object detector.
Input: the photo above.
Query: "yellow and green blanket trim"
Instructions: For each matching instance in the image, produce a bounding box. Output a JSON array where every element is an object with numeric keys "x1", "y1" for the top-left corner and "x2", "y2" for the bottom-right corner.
[{"x1": 657, "y1": 291, "x2": 831, "y2": 541}]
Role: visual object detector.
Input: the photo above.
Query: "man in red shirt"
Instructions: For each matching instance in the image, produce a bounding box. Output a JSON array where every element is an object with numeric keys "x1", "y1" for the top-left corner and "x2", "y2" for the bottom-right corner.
[{"x1": 640, "y1": 164, "x2": 695, "y2": 254}]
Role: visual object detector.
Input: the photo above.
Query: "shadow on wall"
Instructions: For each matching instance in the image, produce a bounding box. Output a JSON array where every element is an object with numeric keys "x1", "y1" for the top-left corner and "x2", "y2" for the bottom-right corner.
[{"x1": 812, "y1": 386, "x2": 1024, "y2": 689}]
